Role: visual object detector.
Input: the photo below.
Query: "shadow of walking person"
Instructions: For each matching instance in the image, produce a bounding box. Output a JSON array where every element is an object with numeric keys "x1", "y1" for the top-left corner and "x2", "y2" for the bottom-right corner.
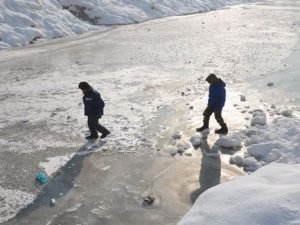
[
  {"x1": 13, "y1": 139, "x2": 106, "y2": 220},
  {"x1": 191, "y1": 138, "x2": 221, "y2": 203}
]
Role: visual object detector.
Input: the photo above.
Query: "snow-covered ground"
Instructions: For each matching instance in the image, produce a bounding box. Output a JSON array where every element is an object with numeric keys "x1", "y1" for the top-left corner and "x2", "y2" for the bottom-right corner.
[
  {"x1": 0, "y1": 0, "x2": 300, "y2": 224},
  {"x1": 0, "y1": 0, "x2": 256, "y2": 49}
]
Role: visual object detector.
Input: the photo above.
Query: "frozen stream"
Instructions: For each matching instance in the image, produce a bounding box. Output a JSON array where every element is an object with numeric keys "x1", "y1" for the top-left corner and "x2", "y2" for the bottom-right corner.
[{"x1": 0, "y1": 0, "x2": 299, "y2": 224}]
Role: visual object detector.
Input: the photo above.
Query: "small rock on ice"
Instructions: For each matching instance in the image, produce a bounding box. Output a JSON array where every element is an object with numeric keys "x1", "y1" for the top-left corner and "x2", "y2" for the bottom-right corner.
[
  {"x1": 240, "y1": 95, "x2": 246, "y2": 102},
  {"x1": 218, "y1": 135, "x2": 241, "y2": 149},
  {"x1": 267, "y1": 82, "x2": 274, "y2": 86}
]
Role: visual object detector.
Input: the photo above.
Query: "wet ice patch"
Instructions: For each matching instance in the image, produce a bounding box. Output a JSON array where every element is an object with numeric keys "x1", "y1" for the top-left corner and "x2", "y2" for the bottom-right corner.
[{"x1": 0, "y1": 187, "x2": 35, "y2": 223}]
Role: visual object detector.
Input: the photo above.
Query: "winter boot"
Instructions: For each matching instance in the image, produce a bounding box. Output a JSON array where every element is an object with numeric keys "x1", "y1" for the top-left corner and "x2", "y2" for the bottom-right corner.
[
  {"x1": 196, "y1": 122, "x2": 209, "y2": 132},
  {"x1": 86, "y1": 134, "x2": 99, "y2": 140},
  {"x1": 100, "y1": 130, "x2": 111, "y2": 139},
  {"x1": 215, "y1": 124, "x2": 228, "y2": 134}
]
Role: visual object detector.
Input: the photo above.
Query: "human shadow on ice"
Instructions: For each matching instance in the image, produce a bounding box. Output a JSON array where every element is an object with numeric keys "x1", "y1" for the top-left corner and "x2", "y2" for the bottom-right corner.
[
  {"x1": 191, "y1": 139, "x2": 221, "y2": 203},
  {"x1": 14, "y1": 139, "x2": 106, "y2": 219}
]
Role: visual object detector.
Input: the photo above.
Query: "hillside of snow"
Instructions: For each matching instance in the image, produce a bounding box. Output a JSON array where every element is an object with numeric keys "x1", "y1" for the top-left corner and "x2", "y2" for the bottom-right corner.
[{"x1": 0, "y1": 0, "x2": 256, "y2": 49}]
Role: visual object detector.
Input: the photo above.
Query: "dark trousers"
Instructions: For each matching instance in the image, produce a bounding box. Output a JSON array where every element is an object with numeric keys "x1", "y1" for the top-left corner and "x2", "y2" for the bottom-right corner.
[
  {"x1": 87, "y1": 116, "x2": 109, "y2": 136},
  {"x1": 203, "y1": 107, "x2": 225, "y2": 126}
]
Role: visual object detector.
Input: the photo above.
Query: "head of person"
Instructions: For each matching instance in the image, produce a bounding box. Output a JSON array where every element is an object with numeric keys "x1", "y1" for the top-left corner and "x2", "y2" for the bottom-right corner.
[
  {"x1": 205, "y1": 73, "x2": 218, "y2": 84},
  {"x1": 78, "y1": 81, "x2": 92, "y2": 94}
]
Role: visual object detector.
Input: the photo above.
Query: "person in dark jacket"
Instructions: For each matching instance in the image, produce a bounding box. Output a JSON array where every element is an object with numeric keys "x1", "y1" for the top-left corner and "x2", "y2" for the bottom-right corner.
[
  {"x1": 196, "y1": 74, "x2": 228, "y2": 134},
  {"x1": 78, "y1": 82, "x2": 110, "y2": 140}
]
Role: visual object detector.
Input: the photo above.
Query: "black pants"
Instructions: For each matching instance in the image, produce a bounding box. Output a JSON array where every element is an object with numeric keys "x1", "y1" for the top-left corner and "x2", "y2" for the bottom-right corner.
[
  {"x1": 87, "y1": 116, "x2": 109, "y2": 136},
  {"x1": 203, "y1": 107, "x2": 225, "y2": 126}
]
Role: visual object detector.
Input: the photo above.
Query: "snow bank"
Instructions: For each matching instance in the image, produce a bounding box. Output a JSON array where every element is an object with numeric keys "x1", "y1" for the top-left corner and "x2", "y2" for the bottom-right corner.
[
  {"x1": 178, "y1": 163, "x2": 300, "y2": 225},
  {"x1": 58, "y1": 0, "x2": 256, "y2": 25},
  {"x1": 0, "y1": 0, "x2": 97, "y2": 48},
  {"x1": 0, "y1": 0, "x2": 256, "y2": 49}
]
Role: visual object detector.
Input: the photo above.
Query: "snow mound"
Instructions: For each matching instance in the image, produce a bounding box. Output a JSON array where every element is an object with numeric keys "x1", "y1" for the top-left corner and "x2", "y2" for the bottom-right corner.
[
  {"x1": 178, "y1": 163, "x2": 300, "y2": 225},
  {"x1": 0, "y1": 0, "x2": 98, "y2": 48},
  {"x1": 0, "y1": 0, "x2": 257, "y2": 49}
]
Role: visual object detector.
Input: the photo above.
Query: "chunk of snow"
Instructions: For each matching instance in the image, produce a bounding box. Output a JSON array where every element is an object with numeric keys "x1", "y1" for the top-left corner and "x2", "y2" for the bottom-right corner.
[
  {"x1": 177, "y1": 141, "x2": 192, "y2": 153},
  {"x1": 190, "y1": 134, "x2": 202, "y2": 148},
  {"x1": 172, "y1": 131, "x2": 182, "y2": 140},
  {"x1": 218, "y1": 135, "x2": 241, "y2": 148},
  {"x1": 243, "y1": 157, "x2": 262, "y2": 171},
  {"x1": 251, "y1": 110, "x2": 267, "y2": 126},
  {"x1": 247, "y1": 143, "x2": 274, "y2": 159},
  {"x1": 229, "y1": 155, "x2": 244, "y2": 166}
]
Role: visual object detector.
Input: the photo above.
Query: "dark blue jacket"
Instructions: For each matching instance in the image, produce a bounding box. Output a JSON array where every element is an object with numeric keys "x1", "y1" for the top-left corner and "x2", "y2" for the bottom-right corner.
[
  {"x1": 83, "y1": 90, "x2": 104, "y2": 117},
  {"x1": 208, "y1": 79, "x2": 226, "y2": 111}
]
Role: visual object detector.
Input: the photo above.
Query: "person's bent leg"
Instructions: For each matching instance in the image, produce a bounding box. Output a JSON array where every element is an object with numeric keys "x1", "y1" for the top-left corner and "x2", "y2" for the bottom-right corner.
[
  {"x1": 95, "y1": 118, "x2": 110, "y2": 139},
  {"x1": 214, "y1": 110, "x2": 228, "y2": 134},
  {"x1": 196, "y1": 107, "x2": 213, "y2": 132},
  {"x1": 87, "y1": 117, "x2": 99, "y2": 139}
]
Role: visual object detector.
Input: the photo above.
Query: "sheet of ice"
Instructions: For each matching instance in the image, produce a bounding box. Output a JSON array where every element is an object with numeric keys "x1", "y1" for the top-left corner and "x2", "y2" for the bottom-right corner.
[
  {"x1": 178, "y1": 163, "x2": 300, "y2": 225},
  {"x1": 0, "y1": 187, "x2": 35, "y2": 223}
]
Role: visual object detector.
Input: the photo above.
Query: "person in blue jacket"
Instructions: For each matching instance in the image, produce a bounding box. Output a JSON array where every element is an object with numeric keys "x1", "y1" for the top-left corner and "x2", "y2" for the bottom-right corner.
[
  {"x1": 78, "y1": 82, "x2": 110, "y2": 140},
  {"x1": 196, "y1": 74, "x2": 228, "y2": 134}
]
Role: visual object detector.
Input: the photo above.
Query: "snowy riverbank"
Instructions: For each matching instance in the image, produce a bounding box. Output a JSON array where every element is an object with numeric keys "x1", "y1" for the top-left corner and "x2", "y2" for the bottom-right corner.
[{"x1": 0, "y1": 0, "x2": 257, "y2": 49}]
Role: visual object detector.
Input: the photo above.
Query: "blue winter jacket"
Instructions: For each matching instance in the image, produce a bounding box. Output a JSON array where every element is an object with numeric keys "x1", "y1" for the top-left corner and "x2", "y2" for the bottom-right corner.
[
  {"x1": 208, "y1": 79, "x2": 226, "y2": 111},
  {"x1": 83, "y1": 90, "x2": 105, "y2": 118}
]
